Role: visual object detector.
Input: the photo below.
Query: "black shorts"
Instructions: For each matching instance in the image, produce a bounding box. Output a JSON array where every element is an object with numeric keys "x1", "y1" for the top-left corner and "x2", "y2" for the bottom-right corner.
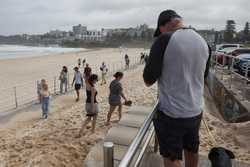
[
  {"x1": 153, "y1": 110, "x2": 202, "y2": 161},
  {"x1": 74, "y1": 84, "x2": 81, "y2": 90}
]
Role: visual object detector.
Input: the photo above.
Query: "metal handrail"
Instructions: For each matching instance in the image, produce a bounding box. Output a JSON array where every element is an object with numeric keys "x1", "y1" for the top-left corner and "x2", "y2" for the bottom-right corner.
[
  {"x1": 211, "y1": 54, "x2": 250, "y2": 101},
  {"x1": 212, "y1": 53, "x2": 250, "y2": 81},
  {"x1": 119, "y1": 100, "x2": 158, "y2": 167},
  {"x1": 134, "y1": 125, "x2": 155, "y2": 167}
]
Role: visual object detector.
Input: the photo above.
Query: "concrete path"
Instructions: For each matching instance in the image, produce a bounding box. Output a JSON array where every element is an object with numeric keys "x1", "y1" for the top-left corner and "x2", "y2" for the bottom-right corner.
[
  {"x1": 139, "y1": 151, "x2": 250, "y2": 167},
  {"x1": 84, "y1": 85, "x2": 250, "y2": 167},
  {"x1": 84, "y1": 106, "x2": 152, "y2": 167},
  {"x1": 84, "y1": 103, "x2": 250, "y2": 167}
]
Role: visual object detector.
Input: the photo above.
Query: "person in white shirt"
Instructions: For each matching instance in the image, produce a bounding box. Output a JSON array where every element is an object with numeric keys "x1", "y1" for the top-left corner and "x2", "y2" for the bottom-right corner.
[
  {"x1": 72, "y1": 67, "x2": 83, "y2": 102},
  {"x1": 41, "y1": 82, "x2": 50, "y2": 119},
  {"x1": 100, "y1": 62, "x2": 108, "y2": 85},
  {"x1": 59, "y1": 66, "x2": 68, "y2": 94}
]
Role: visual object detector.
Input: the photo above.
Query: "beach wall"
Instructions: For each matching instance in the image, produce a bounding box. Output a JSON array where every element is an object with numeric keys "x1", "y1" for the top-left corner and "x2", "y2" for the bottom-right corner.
[{"x1": 206, "y1": 70, "x2": 250, "y2": 122}]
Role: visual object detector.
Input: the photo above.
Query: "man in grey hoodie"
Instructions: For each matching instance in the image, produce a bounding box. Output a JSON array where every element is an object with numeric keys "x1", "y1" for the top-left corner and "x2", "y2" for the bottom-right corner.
[{"x1": 143, "y1": 10, "x2": 211, "y2": 167}]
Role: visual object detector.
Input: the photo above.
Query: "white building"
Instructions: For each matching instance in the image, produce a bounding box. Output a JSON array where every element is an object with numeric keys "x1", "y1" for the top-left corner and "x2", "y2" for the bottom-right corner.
[
  {"x1": 73, "y1": 25, "x2": 106, "y2": 41},
  {"x1": 48, "y1": 30, "x2": 66, "y2": 38},
  {"x1": 73, "y1": 24, "x2": 87, "y2": 35}
]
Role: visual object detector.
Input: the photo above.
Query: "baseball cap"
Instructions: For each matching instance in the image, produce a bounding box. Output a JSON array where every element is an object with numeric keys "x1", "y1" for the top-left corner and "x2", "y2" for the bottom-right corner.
[{"x1": 154, "y1": 10, "x2": 181, "y2": 37}]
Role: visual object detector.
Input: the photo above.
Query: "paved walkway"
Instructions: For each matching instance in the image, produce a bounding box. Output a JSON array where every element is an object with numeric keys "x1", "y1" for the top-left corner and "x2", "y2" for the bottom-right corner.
[
  {"x1": 84, "y1": 106, "x2": 152, "y2": 167},
  {"x1": 84, "y1": 95, "x2": 250, "y2": 167}
]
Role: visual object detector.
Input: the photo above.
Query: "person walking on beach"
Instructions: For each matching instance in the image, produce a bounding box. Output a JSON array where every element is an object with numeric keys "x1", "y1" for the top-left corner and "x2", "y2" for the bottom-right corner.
[
  {"x1": 72, "y1": 67, "x2": 83, "y2": 102},
  {"x1": 37, "y1": 79, "x2": 46, "y2": 103},
  {"x1": 140, "y1": 52, "x2": 145, "y2": 64},
  {"x1": 125, "y1": 54, "x2": 130, "y2": 69},
  {"x1": 84, "y1": 63, "x2": 92, "y2": 81},
  {"x1": 59, "y1": 66, "x2": 68, "y2": 94},
  {"x1": 100, "y1": 62, "x2": 108, "y2": 85},
  {"x1": 106, "y1": 72, "x2": 128, "y2": 125},
  {"x1": 82, "y1": 58, "x2": 86, "y2": 68},
  {"x1": 78, "y1": 58, "x2": 81, "y2": 68},
  {"x1": 144, "y1": 54, "x2": 149, "y2": 64},
  {"x1": 143, "y1": 10, "x2": 211, "y2": 167},
  {"x1": 41, "y1": 82, "x2": 50, "y2": 119},
  {"x1": 78, "y1": 74, "x2": 99, "y2": 136}
]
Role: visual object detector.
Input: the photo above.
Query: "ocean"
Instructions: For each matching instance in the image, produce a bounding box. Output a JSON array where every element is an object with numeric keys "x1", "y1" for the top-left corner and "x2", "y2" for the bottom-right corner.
[{"x1": 0, "y1": 45, "x2": 85, "y2": 60}]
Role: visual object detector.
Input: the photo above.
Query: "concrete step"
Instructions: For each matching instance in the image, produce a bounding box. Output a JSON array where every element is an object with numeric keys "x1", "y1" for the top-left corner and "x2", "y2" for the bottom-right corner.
[
  {"x1": 104, "y1": 125, "x2": 139, "y2": 146},
  {"x1": 84, "y1": 141, "x2": 141, "y2": 167},
  {"x1": 84, "y1": 106, "x2": 152, "y2": 167},
  {"x1": 119, "y1": 113, "x2": 148, "y2": 128},
  {"x1": 139, "y1": 152, "x2": 250, "y2": 167},
  {"x1": 126, "y1": 106, "x2": 152, "y2": 115}
]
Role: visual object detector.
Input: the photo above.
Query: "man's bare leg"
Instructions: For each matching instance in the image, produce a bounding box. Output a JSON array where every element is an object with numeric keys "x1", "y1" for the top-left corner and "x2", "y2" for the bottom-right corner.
[
  {"x1": 184, "y1": 150, "x2": 198, "y2": 167},
  {"x1": 163, "y1": 158, "x2": 181, "y2": 167}
]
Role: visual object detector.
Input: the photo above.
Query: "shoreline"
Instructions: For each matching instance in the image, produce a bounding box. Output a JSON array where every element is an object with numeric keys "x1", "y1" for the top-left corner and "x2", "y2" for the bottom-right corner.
[
  {"x1": 0, "y1": 45, "x2": 89, "y2": 61},
  {"x1": 0, "y1": 49, "x2": 90, "y2": 62}
]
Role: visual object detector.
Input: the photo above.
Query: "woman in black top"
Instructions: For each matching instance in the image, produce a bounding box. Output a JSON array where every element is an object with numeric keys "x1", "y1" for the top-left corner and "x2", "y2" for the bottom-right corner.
[{"x1": 78, "y1": 74, "x2": 99, "y2": 136}]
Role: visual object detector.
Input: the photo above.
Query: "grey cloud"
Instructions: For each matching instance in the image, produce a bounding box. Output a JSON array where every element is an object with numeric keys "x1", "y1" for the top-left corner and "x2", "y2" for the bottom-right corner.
[{"x1": 0, "y1": 0, "x2": 250, "y2": 35}]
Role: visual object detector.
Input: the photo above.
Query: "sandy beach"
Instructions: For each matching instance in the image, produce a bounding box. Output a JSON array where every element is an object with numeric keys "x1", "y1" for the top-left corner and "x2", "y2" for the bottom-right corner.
[
  {"x1": 0, "y1": 48, "x2": 249, "y2": 166},
  {"x1": 0, "y1": 61, "x2": 157, "y2": 166},
  {"x1": 200, "y1": 88, "x2": 250, "y2": 163},
  {"x1": 0, "y1": 48, "x2": 145, "y2": 112}
]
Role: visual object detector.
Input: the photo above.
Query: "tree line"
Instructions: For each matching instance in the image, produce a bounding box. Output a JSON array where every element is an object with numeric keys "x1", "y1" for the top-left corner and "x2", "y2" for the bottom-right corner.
[{"x1": 224, "y1": 20, "x2": 250, "y2": 43}]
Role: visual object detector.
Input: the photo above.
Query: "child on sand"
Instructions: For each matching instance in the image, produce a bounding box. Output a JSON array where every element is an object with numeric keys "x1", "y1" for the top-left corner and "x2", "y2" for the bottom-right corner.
[
  {"x1": 78, "y1": 74, "x2": 99, "y2": 136},
  {"x1": 41, "y1": 82, "x2": 50, "y2": 119},
  {"x1": 37, "y1": 79, "x2": 46, "y2": 103}
]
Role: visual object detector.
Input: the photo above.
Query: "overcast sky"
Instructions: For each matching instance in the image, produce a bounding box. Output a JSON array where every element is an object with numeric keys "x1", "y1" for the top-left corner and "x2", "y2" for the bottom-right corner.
[{"x1": 1, "y1": 0, "x2": 250, "y2": 35}]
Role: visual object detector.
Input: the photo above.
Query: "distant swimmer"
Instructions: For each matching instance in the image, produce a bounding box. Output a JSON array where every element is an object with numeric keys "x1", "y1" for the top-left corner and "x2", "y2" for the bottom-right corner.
[
  {"x1": 100, "y1": 62, "x2": 108, "y2": 85},
  {"x1": 106, "y1": 72, "x2": 129, "y2": 125},
  {"x1": 77, "y1": 74, "x2": 99, "y2": 136},
  {"x1": 59, "y1": 66, "x2": 68, "y2": 94},
  {"x1": 83, "y1": 63, "x2": 92, "y2": 82},
  {"x1": 78, "y1": 58, "x2": 81, "y2": 68},
  {"x1": 41, "y1": 81, "x2": 50, "y2": 119},
  {"x1": 72, "y1": 67, "x2": 83, "y2": 102}
]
